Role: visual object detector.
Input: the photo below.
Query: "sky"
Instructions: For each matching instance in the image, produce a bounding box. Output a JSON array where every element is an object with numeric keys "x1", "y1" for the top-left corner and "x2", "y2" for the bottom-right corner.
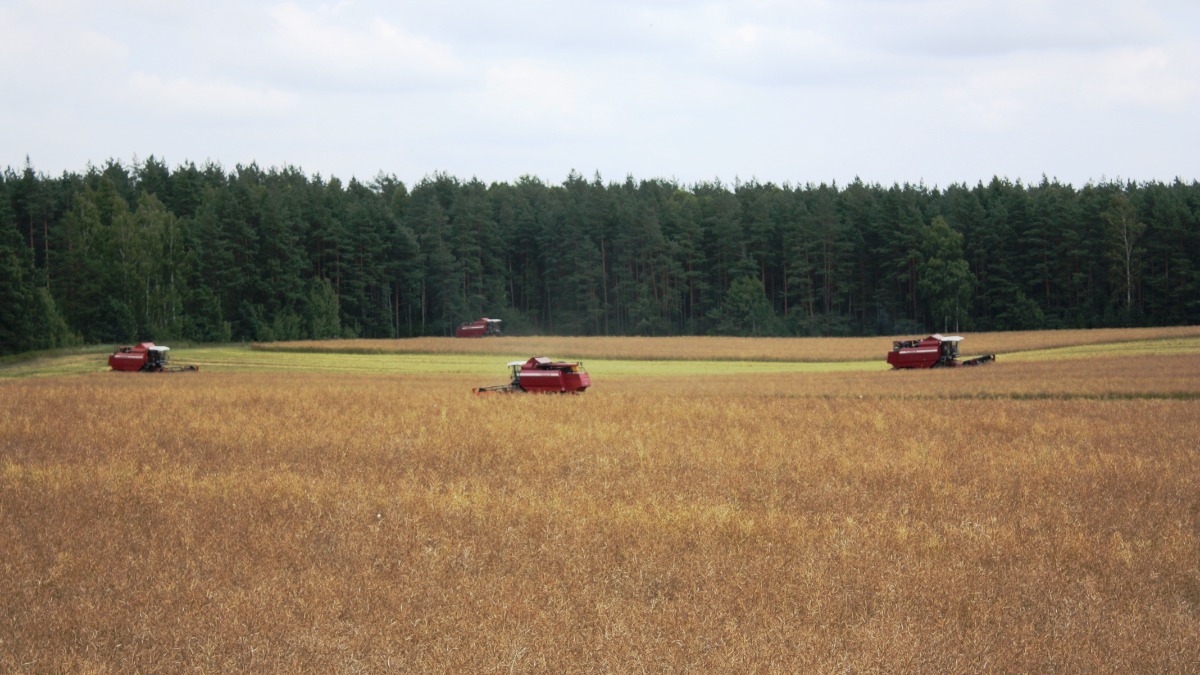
[{"x1": 2, "y1": 0, "x2": 1198, "y2": 188}]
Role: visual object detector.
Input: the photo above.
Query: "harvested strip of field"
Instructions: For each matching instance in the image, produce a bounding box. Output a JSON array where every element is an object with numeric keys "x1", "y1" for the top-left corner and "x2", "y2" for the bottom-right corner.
[
  {"x1": 177, "y1": 349, "x2": 1200, "y2": 400},
  {"x1": 2, "y1": 344, "x2": 888, "y2": 379},
  {"x1": 1001, "y1": 335, "x2": 1200, "y2": 360},
  {"x1": 963, "y1": 325, "x2": 1200, "y2": 356},
  {"x1": 0, "y1": 346, "x2": 116, "y2": 379},
  {"x1": 133, "y1": 345, "x2": 892, "y2": 379},
  {"x1": 6, "y1": 334, "x2": 1200, "y2": 381},
  {"x1": 1, "y1": 346, "x2": 881, "y2": 379},
  {"x1": 259, "y1": 325, "x2": 1200, "y2": 362},
  {"x1": 611, "y1": 353, "x2": 1200, "y2": 400}
]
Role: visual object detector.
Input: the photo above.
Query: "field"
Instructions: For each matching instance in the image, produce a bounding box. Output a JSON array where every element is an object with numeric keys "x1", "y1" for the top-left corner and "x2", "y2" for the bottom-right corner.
[
  {"x1": 260, "y1": 324, "x2": 1200, "y2": 362},
  {"x1": 2, "y1": 328, "x2": 1199, "y2": 672}
]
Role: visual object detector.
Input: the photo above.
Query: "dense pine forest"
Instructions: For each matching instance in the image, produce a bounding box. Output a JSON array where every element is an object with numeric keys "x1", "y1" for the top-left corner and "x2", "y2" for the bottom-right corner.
[{"x1": 2, "y1": 157, "x2": 1199, "y2": 354}]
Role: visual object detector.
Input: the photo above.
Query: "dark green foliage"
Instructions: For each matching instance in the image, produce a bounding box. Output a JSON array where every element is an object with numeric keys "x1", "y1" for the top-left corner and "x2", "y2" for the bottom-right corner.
[
  {"x1": 918, "y1": 216, "x2": 974, "y2": 332},
  {"x1": 306, "y1": 277, "x2": 341, "y2": 340},
  {"x1": 3, "y1": 159, "x2": 1200, "y2": 352},
  {"x1": 709, "y1": 275, "x2": 784, "y2": 336},
  {"x1": 0, "y1": 183, "x2": 37, "y2": 353},
  {"x1": 183, "y1": 288, "x2": 231, "y2": 343},
  {"x1": 26, "y1": 287, "x2": 75, "y2": 349}
]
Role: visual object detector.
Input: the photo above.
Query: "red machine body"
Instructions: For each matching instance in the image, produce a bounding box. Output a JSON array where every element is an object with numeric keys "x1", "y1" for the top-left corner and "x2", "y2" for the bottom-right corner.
[
  {"x1": 475, "y1": 356, "x2": 591, "y2": 394},
  {"x1": 455, "y1": 317, "x2": 502, "y2": 338},
  {"x1": 109, "y1": 342, "x2": 199, "y2": 372},
  {"x1": 886, "y1": 334, "x2": 994, "y2": 369}
]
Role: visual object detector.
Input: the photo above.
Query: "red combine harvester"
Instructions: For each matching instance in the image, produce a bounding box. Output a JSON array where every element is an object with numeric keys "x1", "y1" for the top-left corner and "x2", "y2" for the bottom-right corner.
[
  {"x1": 108, "y1": 343, "x2": 199, "y2": 373},
  {"x1": 456, "y1": 317, "x2": 502, "y2": 338},
  {"x1": 474, "y1": 357, "x2": 591, "y2": 394},
  {"x1": 886, "y1": 334, "x2": 995, "y2": 369}
]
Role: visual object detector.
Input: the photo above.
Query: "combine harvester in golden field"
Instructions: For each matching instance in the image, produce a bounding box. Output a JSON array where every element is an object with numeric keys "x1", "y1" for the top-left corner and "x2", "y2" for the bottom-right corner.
[
  {"x1": 886, "y1": 334, "x2": 995, "y2": 369},
  {"x1": 455, "y1": 316, "x2": 503, "y2": 337},
  {"x1": 108, "y1": 342, "x2": 200, "y2": 373},
  {"x1": 474, "y1": 356, "x2": 591, "y2": 394}
]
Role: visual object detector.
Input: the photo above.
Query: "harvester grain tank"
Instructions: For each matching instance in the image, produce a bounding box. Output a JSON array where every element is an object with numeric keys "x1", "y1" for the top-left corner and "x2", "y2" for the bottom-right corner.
[
  {"x1": 108, "y1": 342, "x2": 200, "y2": 372},
  {"x1": 456, "y1": 317, "x2": 502, "y2": 338},
  {"x1": 474, "y1": 356, "x2": 591, "y2": 394},
  {"x1": 886, "y1": 334, "x2": 995, "y2": 369}
]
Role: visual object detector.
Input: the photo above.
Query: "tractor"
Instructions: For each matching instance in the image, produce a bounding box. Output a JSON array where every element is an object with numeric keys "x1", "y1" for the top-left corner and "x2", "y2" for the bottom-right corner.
[
  {"x1": 886, "y1": 334, "x2": 995, "y2": 369},
  {"x1": 474, "y1": 356, "x2": 590, "y2": 394}
]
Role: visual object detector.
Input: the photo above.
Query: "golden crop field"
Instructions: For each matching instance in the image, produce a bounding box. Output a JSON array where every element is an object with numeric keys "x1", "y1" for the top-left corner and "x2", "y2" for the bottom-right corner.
[{"x1": 2, "y1": 331, "x2": 1199, "y2": 672}]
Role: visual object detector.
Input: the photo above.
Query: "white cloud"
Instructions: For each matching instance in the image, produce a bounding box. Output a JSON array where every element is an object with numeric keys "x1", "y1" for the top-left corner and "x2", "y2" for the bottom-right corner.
[
  {"x1": 255, "y1": 2, "x2": 470, "y2": 91},
  {"x1": 0, "y1": 4, "x2": 129, "y2": 90},
  {"x1": 0, "y1": 7, "x2": 38, "y2": 60},
  {"x1": 844, "y1": 0, "x2": 1169, "y2": 58},
  {"x1": 1087, "y1": 47, "x2": 1198, "y2": 110},
  {"x1": 3, "y1": 0, "x2": 1198, "y2": 186},
  {"x1": 476, "y1": 60, "x2": 613, "y2": 137},
  {"x1": 127, "y1": 73, "x2": 300, "y2": 117}
]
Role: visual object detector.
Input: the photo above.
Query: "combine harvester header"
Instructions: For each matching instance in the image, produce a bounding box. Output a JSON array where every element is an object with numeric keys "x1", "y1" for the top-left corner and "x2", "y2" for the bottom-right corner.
[{"x1": 886, "y1": 334, "x2": 995, "y2": 369}]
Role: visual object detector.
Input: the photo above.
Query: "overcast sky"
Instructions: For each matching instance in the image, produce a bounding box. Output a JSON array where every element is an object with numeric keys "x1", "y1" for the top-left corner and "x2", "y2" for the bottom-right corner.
[{"x1": 2, "y1": 0, "x2": 1197, "y2": 188}]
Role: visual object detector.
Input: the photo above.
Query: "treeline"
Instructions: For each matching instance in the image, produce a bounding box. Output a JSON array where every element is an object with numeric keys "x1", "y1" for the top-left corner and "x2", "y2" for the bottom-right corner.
[{"x1": 2, "y1": 157, "x2": 1199, "y2": 354}]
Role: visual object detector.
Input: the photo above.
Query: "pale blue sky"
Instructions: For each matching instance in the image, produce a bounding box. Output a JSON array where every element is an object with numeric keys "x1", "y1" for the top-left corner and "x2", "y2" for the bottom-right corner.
[{"x1": 2, "y1": 0, "x2": 1197, "y2": 187}]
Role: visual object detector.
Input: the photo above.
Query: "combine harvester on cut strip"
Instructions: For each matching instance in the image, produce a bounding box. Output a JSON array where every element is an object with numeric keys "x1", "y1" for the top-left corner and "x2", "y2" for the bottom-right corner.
[
  {"x1": 886, "y1": 334, "x2": 995, "y2": 369},
  {"x1": 108, "y1": 342, "x2": 200, "y2": 373},
  {"x1": 474, "y1": 356, "x2": 590, "y2": 394},
  {"x1": 455, "y1": 317, "x2": 502, "y2": 338}
]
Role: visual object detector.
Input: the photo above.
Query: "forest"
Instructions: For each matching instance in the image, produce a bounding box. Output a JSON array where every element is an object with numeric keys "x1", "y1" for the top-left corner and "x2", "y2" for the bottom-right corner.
[{"x1": 2, "y1": 157, "x2": 1199, "y2": 354}]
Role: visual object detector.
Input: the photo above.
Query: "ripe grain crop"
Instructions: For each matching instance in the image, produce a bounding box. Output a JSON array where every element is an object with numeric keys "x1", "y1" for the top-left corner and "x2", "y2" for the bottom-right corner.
[
  {"x1": 261, "y1": 325, "x2": 1200, "y2": 362},
  {"x1": 2, "y1": 361, "x2": 1198, "y2": 672}
]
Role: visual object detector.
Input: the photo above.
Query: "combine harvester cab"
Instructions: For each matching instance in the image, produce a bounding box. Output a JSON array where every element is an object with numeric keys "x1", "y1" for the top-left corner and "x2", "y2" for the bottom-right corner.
[
  {"x1": 109, "y1": 343, "x2": 200, "y2": 373},
  {"x1": 475, "y1": 357, "x2": 590, "y2": 394},
  {"x1": 886, "y1": 334, "x2": 994, "y2": 369},
  {"x1": 455, "y1": 317, "x2": 502, "y2": 338}
]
